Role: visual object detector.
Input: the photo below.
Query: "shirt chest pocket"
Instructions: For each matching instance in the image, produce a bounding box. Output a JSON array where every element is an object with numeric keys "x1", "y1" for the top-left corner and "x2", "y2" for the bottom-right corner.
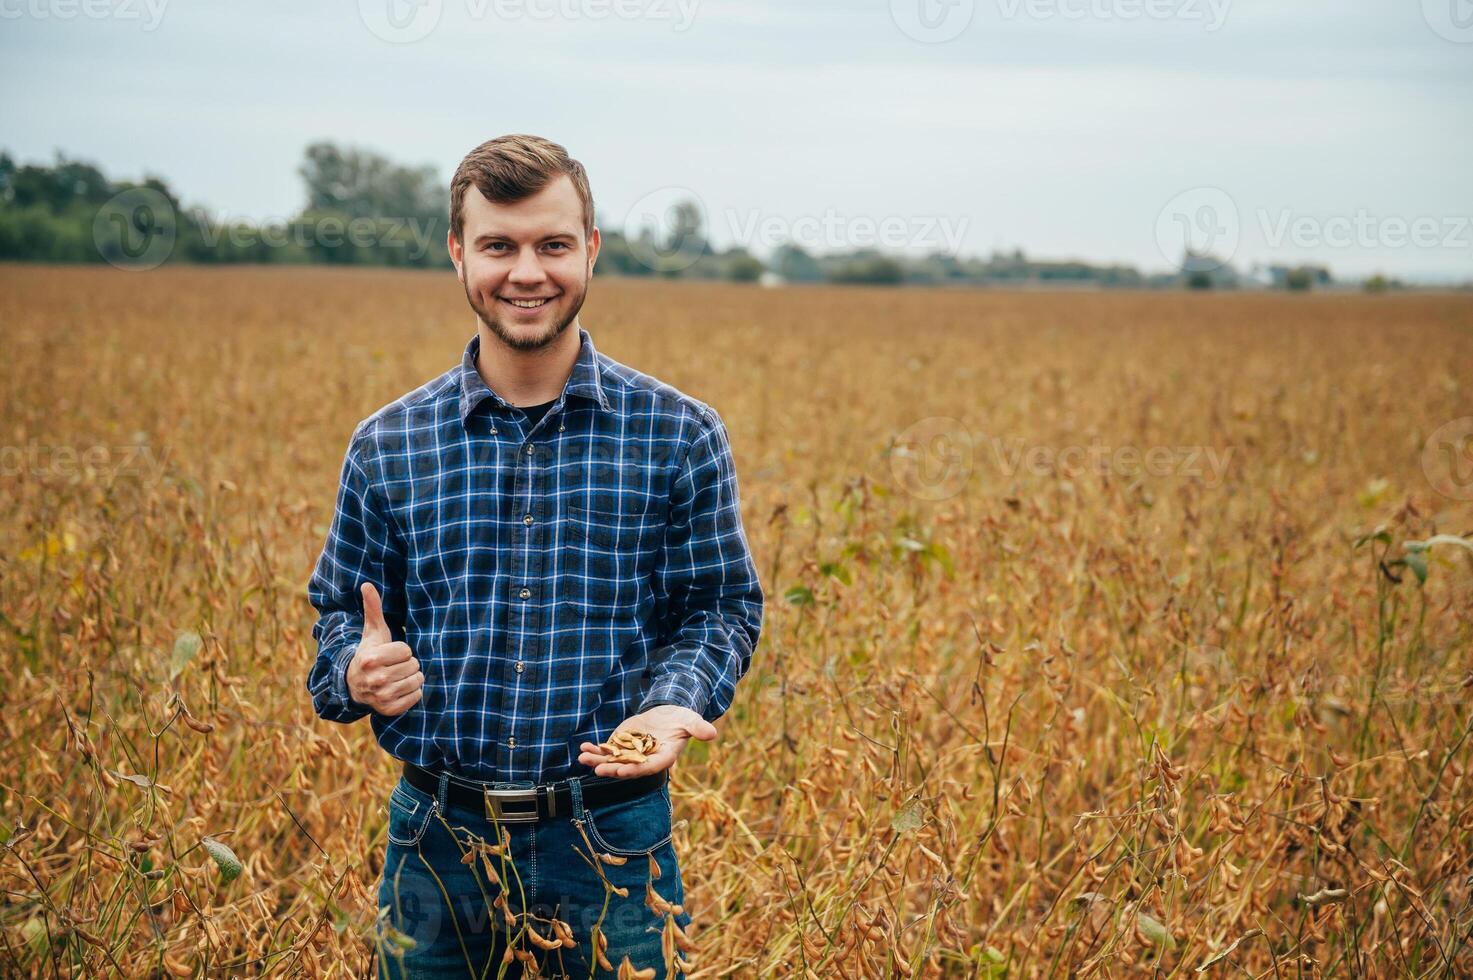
[
  {"x1": 568, "y1": 501, "x2": 664, "y2": 552},
  {"x1": 564, "y1": 501, "x2": 664, "y2": 612}
]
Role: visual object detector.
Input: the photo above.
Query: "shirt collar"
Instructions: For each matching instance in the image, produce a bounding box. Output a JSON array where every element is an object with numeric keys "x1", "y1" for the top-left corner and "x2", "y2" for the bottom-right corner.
[{"x1": 458, "y1": 326, "x2": 613, "y2": 426}]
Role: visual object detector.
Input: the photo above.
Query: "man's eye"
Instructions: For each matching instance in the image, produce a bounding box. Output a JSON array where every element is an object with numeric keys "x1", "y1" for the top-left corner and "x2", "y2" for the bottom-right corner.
[{"x1": 482, "y1": 243, "x2": 567, "y2": 253}]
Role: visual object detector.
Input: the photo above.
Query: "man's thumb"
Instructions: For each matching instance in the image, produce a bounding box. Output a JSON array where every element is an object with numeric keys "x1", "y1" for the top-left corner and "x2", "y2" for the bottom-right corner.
[
  {"x1": 360, "y1": 582, "x2": 391, "y2": 643},
  {"x1": 689, "y1": 717, "x2": 719, "y2": 742}
]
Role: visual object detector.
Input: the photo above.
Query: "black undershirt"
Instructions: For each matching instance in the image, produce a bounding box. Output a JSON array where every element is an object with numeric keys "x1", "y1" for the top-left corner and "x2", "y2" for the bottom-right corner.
[{"x1": 519, "y1": 399, "x2": 557, "y2": 430}]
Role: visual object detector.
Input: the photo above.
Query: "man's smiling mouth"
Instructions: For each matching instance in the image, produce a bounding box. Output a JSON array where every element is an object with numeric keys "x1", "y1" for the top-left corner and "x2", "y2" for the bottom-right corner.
[{"x1": 501, "y1": 296, "x2": 555, "y2": 309}]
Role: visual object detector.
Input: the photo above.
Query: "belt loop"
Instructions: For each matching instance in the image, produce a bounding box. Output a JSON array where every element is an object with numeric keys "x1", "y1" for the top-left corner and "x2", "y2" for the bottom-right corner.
[
  {"x1": 569, "y1": 775, "x2": 585, "y2": 821},
  {"x1": 435, "y1": 770, "x2": 450, "y2": 813}
]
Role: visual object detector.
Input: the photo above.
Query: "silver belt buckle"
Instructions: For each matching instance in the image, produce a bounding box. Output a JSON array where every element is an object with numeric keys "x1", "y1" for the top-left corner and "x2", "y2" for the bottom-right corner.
[{"x1": 482, "y1": 786, "x2": 541, "y2": 824}]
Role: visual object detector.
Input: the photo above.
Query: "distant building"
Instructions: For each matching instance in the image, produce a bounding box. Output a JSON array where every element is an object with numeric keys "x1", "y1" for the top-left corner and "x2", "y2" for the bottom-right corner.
[
  {"x1": 1180, "y1": 251, "x2": 1241, "y2": 289},
  {"x1": 1243, "y1": 264, "x2": 1276, "y2": 289},
  {"x1": 1264, "y1": 264, "x2": 1334, "y2": 290}
]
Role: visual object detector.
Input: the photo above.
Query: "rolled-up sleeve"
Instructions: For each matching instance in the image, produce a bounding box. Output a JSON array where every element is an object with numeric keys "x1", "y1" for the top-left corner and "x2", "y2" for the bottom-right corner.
[
  {"x1": 306, "y1": 424, "x2": 406, "y2": 723},
  {"x1": 640, "y1": 409, "x2": 764, "y2": 722}
]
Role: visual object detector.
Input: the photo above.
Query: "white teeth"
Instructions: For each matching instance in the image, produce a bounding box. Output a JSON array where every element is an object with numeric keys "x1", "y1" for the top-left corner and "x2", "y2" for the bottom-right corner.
[{"x1": 506, "y1": 298, "x2": 548, "y2": 308}]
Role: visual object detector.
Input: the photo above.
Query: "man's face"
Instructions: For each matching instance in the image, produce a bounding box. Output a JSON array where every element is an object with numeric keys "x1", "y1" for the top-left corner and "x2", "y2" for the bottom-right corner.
[{"x1": 448, "y1": 174, "x2": 600, "y2": 353}]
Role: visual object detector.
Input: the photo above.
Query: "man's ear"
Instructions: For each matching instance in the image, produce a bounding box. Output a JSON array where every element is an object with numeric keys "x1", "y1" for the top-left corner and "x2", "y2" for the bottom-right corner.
[
  {"x1": 447, "y1": 230, "x2": 464, "y2": 282},
  {"x1": 586, "y1": 225, "x2": 601, "y2": 275}
]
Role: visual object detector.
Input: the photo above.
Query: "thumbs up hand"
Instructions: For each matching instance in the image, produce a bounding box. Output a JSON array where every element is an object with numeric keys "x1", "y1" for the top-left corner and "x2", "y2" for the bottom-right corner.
[{"x1": 345, "y1": 582, "x2": 423, "y2": 716}]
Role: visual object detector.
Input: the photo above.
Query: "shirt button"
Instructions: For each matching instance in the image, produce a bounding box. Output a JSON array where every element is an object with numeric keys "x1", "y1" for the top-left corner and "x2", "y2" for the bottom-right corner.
[
  {"x1": 522, "y1": 514, "x2": 534, "y2": 526},
  {"x1": 524, "y1": 444, "x2": 534, "y2": 456},
  {"x1": 519, "y1": 587, "x2": 531, "y2": 600},
  {"x1": 507, "y1": 737, "x2": 516, "y2": 748},
  {"x1": 515, "y1": 661, "x2": 524, "y2": 673}
]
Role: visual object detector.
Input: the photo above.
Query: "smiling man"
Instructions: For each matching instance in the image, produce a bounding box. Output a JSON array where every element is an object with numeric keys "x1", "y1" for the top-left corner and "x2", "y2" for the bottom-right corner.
[{"x1": 305, "y1": 134, "x2": 764, "y2": 977}]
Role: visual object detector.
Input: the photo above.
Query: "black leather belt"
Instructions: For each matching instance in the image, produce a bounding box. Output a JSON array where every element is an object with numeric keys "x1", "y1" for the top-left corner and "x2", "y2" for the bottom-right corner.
[{"x1": 403, "y1": 762, "x2": 667, "y2": 824}]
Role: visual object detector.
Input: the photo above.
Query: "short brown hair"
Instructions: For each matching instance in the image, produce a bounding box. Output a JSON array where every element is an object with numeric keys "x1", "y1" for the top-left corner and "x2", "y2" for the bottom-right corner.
[{"x1": 449, "y1": 135, "x2": 594, "y2": 244}]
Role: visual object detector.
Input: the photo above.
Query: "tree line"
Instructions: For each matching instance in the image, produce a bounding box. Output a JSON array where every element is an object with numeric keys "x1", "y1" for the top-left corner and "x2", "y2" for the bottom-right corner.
[{"x1": 3, "y1": 143, "x2": 1374, "y2": 289}]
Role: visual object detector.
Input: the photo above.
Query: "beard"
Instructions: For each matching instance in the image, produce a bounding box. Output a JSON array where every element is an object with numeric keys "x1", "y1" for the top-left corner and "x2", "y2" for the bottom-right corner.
[{"x1": 465, "y1": 277, "x2": 588, "y2": 353}]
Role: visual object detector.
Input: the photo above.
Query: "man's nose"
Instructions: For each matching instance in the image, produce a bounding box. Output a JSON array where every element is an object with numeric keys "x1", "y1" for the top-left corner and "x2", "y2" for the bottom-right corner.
[{"x1": 508, "y1": 248, "x2": 546, "y2": 285}]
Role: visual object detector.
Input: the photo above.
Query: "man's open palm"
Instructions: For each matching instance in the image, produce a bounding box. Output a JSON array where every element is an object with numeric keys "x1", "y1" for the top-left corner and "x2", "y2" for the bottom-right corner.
[{"x1": 577, "y1": 705, "x2": 718, "y2": 778}]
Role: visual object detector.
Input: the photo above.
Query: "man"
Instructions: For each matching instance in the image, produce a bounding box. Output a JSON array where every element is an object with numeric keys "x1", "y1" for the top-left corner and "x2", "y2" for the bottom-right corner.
[{"x1": 306, "y1": 134, "x2": 764, "y2": 978}]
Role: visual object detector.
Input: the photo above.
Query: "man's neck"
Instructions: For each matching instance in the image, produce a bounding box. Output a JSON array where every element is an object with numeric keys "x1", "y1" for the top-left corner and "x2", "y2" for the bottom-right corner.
[{"x1": 475, "y1": 322, "x2": 581, "y2": 408}]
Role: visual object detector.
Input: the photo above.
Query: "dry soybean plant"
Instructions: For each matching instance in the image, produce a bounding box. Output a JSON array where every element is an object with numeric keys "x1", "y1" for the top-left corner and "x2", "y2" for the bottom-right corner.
[{"x1": 1, "y1": 266, "x2": 1471, "y2": 976}]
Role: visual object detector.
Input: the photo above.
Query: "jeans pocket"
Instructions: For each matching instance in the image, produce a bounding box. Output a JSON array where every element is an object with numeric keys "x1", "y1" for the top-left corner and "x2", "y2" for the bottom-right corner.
[
  {"x1": 579, "y1": 784, "x2": 673, "y2": 858},
  {"x1": 386, "y1": 779, "x2": 435, "y2": 847}
]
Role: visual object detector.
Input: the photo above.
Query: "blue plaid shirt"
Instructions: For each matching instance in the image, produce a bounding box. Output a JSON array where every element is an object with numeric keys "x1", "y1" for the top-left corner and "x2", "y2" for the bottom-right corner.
[{"x1": 306, "y1": 327, "x2": 764, "y2": 783}]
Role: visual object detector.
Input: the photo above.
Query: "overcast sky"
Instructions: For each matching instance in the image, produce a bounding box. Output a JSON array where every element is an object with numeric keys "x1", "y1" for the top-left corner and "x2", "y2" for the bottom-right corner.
[{"x1": 4, "y1": 0, "x2": 1471, "y2": 280}]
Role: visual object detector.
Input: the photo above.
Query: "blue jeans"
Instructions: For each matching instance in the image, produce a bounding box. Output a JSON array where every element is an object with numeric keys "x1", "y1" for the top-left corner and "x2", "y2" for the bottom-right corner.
[{"x1": 375, "y1": 772, "x2": 694, "y2": 979}]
